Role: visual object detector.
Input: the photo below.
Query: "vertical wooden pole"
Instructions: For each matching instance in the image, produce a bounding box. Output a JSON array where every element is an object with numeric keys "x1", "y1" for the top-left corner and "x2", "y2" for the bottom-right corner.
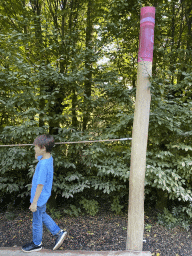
[{"x1": 126, "y1": 7, "x2": 155, "y2": 251}]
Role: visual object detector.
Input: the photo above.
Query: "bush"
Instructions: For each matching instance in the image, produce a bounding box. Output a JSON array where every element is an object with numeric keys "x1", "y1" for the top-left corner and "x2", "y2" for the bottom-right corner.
[
  {"x1": 63, "y1": 204, "x2": 81, "y2": 217},
  {"x1": 157, "y1": 206, "x2": 192, "y2": 231},
  {"x1": 111, "y1": 196, "x2": 124, "y2": 214},
  {"x1": 79, "y1": 197, "x2": 99, "y2": 216}
]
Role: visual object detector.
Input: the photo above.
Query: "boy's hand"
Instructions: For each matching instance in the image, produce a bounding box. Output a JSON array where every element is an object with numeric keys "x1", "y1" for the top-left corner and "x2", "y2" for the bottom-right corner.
[{"x1": 29, "y1": 202, "x2": 37, "y2": 212}]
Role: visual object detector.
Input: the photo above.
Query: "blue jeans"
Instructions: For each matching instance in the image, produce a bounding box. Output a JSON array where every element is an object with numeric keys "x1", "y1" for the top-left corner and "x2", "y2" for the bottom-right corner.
[{"x1": 33, "y1": 204, "x2": 60, "y2": 245}]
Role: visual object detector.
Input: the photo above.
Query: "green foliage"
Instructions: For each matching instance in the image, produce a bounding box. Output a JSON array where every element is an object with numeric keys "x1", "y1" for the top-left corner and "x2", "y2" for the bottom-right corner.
[
  {"x1": 63, "y1": 204, "x2": 82, "y2": 217},
  {"x1": 47, "y1": 207, "x2": 62, "y2": 220},
  {"x1": 157, "y1": 206, "x2": 192, "y2": 231},
  {"x1": 111, "y1": 196, "x2": 124, "y2": 215},
  {"x1": 0, "y1": 0, "x2": 192, "y2": 219},
  {"x1": 144, "y1": 224, "x2": 152, "y2": 233},
  {"x1": 5, "y1": 211, "x2": 17, "y2": 221},
  {"x1": 79, "y1": 197, "x2": 99, "y2": 216},
  {"x1": 158, "y1": 208, "x2": 177, "y2": 228}
]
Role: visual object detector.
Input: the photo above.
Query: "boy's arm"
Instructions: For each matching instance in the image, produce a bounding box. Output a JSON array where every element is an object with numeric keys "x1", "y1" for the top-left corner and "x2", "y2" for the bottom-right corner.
[{"x1": 29, "y1": 184, "x2": 44, "y2": 212}]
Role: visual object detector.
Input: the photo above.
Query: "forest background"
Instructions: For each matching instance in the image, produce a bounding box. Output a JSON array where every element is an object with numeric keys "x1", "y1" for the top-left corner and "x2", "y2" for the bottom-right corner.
[{"x1": 0, "y1": 0, "x2": 192, "y2": 227}]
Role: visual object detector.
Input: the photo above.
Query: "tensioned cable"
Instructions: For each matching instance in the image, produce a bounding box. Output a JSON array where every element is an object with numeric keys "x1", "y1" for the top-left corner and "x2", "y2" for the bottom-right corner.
[{"x1": 0, "y1": 138, "x2": 132, "y2": 147}]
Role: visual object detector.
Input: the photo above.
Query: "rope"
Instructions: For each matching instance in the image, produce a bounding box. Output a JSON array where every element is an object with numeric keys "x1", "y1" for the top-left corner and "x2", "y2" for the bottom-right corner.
[{"x1": 0, "y1": 138, "x2": 132, "y2": 147}]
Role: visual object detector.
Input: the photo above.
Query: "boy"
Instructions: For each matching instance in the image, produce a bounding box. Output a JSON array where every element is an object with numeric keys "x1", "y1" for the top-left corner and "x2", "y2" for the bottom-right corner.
[{"x1": 22, "y1": 134, "x2": 67, "y2": 252}]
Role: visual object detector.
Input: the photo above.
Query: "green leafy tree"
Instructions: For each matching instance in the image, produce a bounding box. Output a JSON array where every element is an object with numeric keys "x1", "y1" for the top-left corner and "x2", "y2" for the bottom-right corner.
[{"x1": 0, "y1": 0, "x2": 192, "y2": 220}]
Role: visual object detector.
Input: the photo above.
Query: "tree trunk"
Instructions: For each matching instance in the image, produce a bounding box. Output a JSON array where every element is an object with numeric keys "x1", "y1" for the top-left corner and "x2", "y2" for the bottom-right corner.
[
  {"x1": 72, "y1": 88, "x2": 78, "y2": 128},
  {"x1": 31, "y1": 0, "x2": 45, "y2": 128},
  {"x1": 83, "y1": 0, "x2": 93, "y2": 131}
]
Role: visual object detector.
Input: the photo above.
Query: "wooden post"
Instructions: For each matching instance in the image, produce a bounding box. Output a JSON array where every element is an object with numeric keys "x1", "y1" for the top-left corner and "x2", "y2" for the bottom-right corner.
[{"x1": 126, "y1": 7, "x2": 155, "y2": 251}]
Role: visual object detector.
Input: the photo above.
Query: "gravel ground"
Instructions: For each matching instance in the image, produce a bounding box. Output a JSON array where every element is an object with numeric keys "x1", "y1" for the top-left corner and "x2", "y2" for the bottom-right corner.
[{"x1": 0, "y1": 208, "x2": 192, "y2": 256}]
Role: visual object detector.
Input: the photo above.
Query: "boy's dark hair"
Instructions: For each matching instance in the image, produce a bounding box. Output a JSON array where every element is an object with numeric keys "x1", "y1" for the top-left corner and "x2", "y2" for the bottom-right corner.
[{"x1": 33, "y1": 134, "x2": 55, "y2": 153}]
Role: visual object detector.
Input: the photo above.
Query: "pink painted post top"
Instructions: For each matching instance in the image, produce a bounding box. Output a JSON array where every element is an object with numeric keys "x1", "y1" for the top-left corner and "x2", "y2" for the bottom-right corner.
[{"x1": 138, "y1": 7, "x2": 155, "y2": 62}]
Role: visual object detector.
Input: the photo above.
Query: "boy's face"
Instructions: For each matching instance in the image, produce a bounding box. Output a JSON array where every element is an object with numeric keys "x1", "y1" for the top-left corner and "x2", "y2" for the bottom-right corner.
[{"x1": 34, "y1": 145, "x2": 46, "y2": 159}]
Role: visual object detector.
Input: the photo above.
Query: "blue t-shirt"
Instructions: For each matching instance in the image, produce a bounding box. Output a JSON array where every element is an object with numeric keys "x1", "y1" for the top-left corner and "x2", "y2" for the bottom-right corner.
[{"x1": 30, "y1": 155, "x2": 53, "y2": 206}]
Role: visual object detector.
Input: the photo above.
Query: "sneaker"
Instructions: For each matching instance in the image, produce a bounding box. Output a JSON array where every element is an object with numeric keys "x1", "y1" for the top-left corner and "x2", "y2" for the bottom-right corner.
[
  {"x1": 22, "y1": 242, "x2": 42, "y2": 252},
  {"x1": 53, "y1": 230, "x2": 67, "y2": 250}
]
